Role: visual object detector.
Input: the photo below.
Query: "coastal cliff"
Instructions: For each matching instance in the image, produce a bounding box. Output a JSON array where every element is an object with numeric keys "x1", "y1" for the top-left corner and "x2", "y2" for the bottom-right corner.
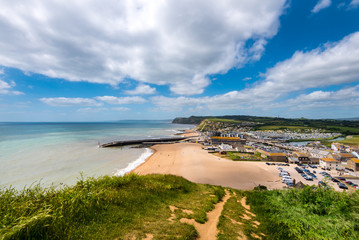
[{"x1": 172, "y1": 116, "x2": 208, "y2": 124}]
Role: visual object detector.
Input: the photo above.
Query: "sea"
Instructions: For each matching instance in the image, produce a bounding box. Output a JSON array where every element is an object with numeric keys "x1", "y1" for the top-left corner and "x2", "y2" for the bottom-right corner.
[{"x1": 0, "y1": 121, "x2": 194, "y2": 190}]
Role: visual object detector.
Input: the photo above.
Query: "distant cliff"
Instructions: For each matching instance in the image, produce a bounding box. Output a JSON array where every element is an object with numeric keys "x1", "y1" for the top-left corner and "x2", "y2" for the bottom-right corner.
[{"x1": 172, "y1": 116, "x2": 210, "y2": 124}]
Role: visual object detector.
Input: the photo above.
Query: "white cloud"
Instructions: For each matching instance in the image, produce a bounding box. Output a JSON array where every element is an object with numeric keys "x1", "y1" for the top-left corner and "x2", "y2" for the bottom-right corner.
[
  {"x1": 0, "y1": 79, "x2": 24, "y2": 95},
  {"x1": 40, "y1": 97, "x2": 102, "y2": 107},
  {"x1": 151, "y1": 32, "x2": 359, "y2": 112},
  {"x1": 0, "y1": 0, "x2": 286, "y2": 95},
  {"x1": 350, "y1": 0, "x2": 359, "y2": 8},
  {"x1": 95, "y1": 96, "x2": 146, "y2": 104},
  {"x1": 77, "y1": 107, "x2": 108, "y2": 113},
  {"x1": 124, "y1": 84, "x2": 156, "y2": 95},
  {"x1": 312, "y1": 0, "x2": 331, "y2": 13},
  {"x1": 254, "y1": 31, "x2": 359, "y2": 97},
  {"x1": 285, "y1": 86, "x2": 359, "y2": 109},
  {"x1": 77, "y1": 106, "x2": 129, "y2": 113},
  {"x1": 112, "y1": 107, "x2": 130, "y2": 111}
]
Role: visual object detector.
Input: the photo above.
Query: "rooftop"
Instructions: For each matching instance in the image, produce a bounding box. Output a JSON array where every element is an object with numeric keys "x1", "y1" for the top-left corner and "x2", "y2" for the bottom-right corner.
[{"x1": 320, "y1": 158, "x2": 339, "y2": 163}]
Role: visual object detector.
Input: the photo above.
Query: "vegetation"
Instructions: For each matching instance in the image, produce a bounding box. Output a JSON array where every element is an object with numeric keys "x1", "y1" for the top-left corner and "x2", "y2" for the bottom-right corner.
[
  {"x1": 173, "y1": 115, "x2": 359, "y2": 135},
  {"x1": 0, "y1": 174, "x2": 224, "y2": 240},
  {"x1": 215, "y1": 152, "x2": 262, "y2": 161},
  {"x1": 338, "y1": 135, "x2": 359, "y2": 146},
  {"x1": 257, "y1": 125, "x2": 319, "y2": 131},
  {"x1": 246, "y1": 186, "x2": 359, "y2": 240},
  {"x1": 2, "y1": 174, "x2": 359, "y2": 239},
  {"x1": 217, "y1": 190, "x2": 264, "y2": 240}
]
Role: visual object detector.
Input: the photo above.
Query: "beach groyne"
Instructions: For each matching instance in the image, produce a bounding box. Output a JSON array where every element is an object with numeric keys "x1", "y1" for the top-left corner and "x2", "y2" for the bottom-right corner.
[{"x1": 100, "y1": 136, "x2": 186, "y2": 148}]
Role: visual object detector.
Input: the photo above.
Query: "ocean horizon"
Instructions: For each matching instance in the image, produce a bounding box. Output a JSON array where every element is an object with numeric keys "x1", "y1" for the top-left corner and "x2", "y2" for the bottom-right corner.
[{"x1": 0, "y1": 120, "x2": 194, "y2": 190}]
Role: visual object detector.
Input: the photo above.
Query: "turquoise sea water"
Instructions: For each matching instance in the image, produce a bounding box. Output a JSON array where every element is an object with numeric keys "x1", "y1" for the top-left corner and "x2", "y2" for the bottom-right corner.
[{"x1": 0, "y1": 121, "x2": 193, "y2": 190}]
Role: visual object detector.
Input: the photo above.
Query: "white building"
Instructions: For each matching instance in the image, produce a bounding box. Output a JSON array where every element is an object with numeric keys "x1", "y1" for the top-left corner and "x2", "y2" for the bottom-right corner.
[
  {"x1": 219, "y1": 143, "x2": 233, "y2": 150},
  {"x1": 320, "y1": 158, "x2": 342, "y2": 170},
  {"x1": 310, "y1": 149, "x2": 331, "y2": 159}
]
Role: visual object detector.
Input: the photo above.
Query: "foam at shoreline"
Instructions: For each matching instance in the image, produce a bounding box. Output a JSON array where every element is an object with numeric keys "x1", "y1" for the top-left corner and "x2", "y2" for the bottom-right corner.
[{"x1": 114, "y1": 148, "x2": 154, "y2": 176}]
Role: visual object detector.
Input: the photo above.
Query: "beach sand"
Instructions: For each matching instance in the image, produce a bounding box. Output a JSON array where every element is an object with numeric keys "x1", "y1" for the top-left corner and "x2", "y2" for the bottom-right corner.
[{"x1": 134, "y1": 143, "x2": 285, "y2": 190}]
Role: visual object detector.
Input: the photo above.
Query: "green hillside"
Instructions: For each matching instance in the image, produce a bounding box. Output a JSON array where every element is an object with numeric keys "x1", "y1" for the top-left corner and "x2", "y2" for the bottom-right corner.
[{"x1": 1, "y1": 174, "x2": 359, "y2": 239}]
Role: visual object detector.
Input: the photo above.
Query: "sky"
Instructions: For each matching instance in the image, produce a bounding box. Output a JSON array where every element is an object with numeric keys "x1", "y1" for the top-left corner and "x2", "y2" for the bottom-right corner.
[{"x1": 0, "y1": 0, "x2": 359, "y2": 122}]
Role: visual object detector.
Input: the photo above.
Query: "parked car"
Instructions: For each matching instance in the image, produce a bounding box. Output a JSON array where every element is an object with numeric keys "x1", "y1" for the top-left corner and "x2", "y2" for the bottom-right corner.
[
  {"x1": 338, "y1": 182, "x2": 348, "y2": 189},
  {"x1": 305, "y1": 176, "x2": 313, "y2": 181},
  {"x1": 286, "y1": 182, "x2": 294, "y2": 187},
  {"x1": 331, "y1": 178, "x2": 339, "y2": 183}
]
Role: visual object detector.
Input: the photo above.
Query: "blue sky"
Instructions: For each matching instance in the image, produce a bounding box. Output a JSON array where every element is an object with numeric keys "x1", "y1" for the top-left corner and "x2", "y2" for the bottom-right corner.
[{"x1": 0, "y1": 0, "x2": 359, "y2": 121}]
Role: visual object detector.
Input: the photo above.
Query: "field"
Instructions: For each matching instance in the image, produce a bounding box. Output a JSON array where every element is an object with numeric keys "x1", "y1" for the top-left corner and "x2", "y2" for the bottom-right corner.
[
  {"x1": 338, "y1": 135, "x2": 359, "y2": 146},
  {"x1": 213, "y1": 151, "x2": 263, "y2": 161},
  {"x1": 258, "y1": 125, "x2": 316, "y2": 131},
  {"x1": 206, "y1": 118, "x2": 244, "y2": 124}
]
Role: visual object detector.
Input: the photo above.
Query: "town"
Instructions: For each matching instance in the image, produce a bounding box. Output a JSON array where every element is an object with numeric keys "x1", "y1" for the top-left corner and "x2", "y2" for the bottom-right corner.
[{"x1": 191, "y1": 118, "x2": 359, "y2": 190}]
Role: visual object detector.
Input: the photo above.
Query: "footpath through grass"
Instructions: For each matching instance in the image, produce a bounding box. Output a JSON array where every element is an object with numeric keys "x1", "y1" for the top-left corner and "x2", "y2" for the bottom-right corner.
[
  {"x1": 0, "y1": 174, "x2": 224, "y2": 240},
  {"x1": 2, "y1": 174, "x2": 359, "y2": 240}
]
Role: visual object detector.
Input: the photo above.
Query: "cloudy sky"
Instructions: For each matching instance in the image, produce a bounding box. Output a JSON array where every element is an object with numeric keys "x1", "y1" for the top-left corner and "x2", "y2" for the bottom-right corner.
[{"x1": 0, "y1": 0, "x2": 359, "y2": 121}]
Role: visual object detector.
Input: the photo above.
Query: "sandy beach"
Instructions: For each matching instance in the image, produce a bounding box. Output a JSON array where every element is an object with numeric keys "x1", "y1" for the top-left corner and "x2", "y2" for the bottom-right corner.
[{"x1": 134, "y1": 142, "x2": 285, "y2": 190}]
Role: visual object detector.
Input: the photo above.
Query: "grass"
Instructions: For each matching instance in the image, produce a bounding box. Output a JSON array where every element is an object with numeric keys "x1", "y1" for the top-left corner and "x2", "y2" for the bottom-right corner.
[
  {"x1": 225, "y1": 152, "x2": 262, "y2": 161},
  {"x1": 337, "y1": 135, "x2": 359, "y2": 146},
  {"x1": 217, "y1": 189, "x2": 264, "y2": 240},
  {"x1": 0, "y1": 174, "x2": 224, "y2": 240},
  {"x1": 245, "y1": 186, "x2": 359, "y2": 240},
  {"x1": 324, "y1": 126, "x2": 359, "y2": 135},
  {"x1": 258, "y1": 126, "x2": 315, "y2": 131},
  {"x1": 206, "y1": 118, "x2": 243, "y2": 124},
  {"x1": 2, "y1": 174, "x2": 359, "y2": 239}
]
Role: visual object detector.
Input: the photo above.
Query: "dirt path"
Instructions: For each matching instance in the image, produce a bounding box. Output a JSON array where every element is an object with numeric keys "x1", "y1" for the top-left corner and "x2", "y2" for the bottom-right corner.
[{"x1": 180, "y1": 190, "x2": 231, "y2": 240}]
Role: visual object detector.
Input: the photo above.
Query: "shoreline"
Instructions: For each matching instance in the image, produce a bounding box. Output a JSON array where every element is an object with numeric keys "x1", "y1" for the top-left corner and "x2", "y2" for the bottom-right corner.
[{"x1": 132, "y1": 142, "x2": 285, "y2": 190}]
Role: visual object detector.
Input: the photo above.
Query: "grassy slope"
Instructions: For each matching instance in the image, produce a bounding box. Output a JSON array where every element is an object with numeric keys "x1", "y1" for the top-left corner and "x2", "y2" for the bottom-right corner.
[
  {"x1": 246, "y1": 186, "x2": 359, "y2": 240},
  {"x1": 2, "y1": 174, "x2": 359, "y2": 240},
  {"x1": 0, "y1": 174, "x2": 224, "y2": 240}
]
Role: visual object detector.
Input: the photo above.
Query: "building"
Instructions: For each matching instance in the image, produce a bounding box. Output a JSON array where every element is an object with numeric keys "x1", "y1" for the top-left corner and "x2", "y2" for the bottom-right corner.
[
  {"x1": 310, "y1": 150, "x2": 331, "y2": 159},
  {"x1": 320, "y1": 158, "x2": 342, "y2": 170},
  {"x1": 339, "y1": 153, "x2": 354, "y2": 162},
  {"x1": 256, "y1": 149, "x2": 287, "y2": 162},
  {"x1": 210, "y1": 137, "x2": 245, "y2": 148},
  {"x1": 331, "y1": 142, "x2": 344, "y2": 152},
  {"x1": 293, "y1": 152, "x2": 311, "y2": 164},
  {"x1": 347, "y1": 158, "x2": 359, "y2": 172}
]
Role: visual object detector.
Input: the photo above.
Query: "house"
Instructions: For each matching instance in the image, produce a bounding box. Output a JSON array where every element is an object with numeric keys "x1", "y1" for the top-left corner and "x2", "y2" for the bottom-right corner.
[
  {"x1": 256, "y1": 149, "x2": 287, "y2": 162},
  {"x1": 320, "y1": 158, "x2": 342, "y2": 170},
  {"x1": 331, "y1": 142, "x2": 344, "y2": 152},
  {"x1": 310, "y1": 149, "x2": 331, "y2": 159},
  {"x1": 219, "y1": 143, "x2": 233, "y2": 150},
  {"x1": 210, "y1": 137, "x2": 245, "y2": 146},
  {"x1": 347, "y1": 158, "x2": 359, "y2": 172},
  {"x1": 293, "y1": 152, "x2": 311, "y2": 164},
  {"x1": 339, "y1": 153, "x2": 354, "y2": 162}
]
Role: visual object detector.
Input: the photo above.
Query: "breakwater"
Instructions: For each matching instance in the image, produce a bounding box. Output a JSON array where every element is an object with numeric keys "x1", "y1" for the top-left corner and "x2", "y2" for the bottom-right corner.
[{"x1": 100, "y1": 136, "x2": 186, "y2": 148}]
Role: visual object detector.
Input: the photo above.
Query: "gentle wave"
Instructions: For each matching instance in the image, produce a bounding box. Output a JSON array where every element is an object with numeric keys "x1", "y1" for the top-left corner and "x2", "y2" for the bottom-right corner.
[{"x1": 114, "y1": 148, "x2": 154, "y2": 176}]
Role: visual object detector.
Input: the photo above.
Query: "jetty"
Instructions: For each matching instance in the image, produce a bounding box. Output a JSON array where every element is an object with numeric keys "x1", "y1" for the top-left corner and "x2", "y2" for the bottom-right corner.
[{"x1": 100, "y1": 136, "x2": 187, "y2": 148}]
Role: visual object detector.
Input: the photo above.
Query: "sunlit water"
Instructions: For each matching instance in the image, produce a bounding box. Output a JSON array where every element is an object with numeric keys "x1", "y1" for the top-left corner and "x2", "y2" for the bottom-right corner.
[{"x1": 0, "y1": 121, "x2": 193, "y2": 190}]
